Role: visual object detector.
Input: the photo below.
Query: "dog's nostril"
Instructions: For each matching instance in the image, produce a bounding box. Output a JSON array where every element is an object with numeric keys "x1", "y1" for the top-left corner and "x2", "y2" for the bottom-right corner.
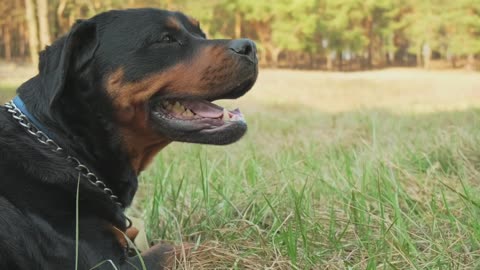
[
  {"x1": 243, "y1": 45, "x2": 252, "y2": 56},
  {"x1": 229, "y1": 39, "x2": 257, "y2": 63}
]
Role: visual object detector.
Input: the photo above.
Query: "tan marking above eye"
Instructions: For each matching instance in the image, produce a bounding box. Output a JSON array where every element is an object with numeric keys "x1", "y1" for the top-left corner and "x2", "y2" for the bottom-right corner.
[
  {"x1": 187, "y1": 16, "x2": 200, "y2": 28},
  {"x1": 165, "y1": 16, "x2": 181, "y2": 31}
]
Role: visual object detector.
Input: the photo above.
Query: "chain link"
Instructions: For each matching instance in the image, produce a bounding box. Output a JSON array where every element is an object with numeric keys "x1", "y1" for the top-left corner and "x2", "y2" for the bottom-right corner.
[{"x1": 5, "y1": 101, "x2": 123, "y2": 208}]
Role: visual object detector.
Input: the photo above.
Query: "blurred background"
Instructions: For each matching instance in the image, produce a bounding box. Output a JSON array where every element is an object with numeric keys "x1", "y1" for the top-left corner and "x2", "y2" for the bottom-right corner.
[
  {"x1": 1, "y1": 1, "x2": 480, "y2": 269},
  {"x1": 0, "y1": 0, "x2": 479, "y2": 70},
  {"x1": 2, "y1": 0, "x2": 480, "y2": 108}
]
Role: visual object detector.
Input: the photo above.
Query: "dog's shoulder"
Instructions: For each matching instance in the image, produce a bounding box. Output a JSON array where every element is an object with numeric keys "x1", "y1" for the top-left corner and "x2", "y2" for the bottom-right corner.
[
  {"x1": 0, "y1": 195, "x2": 125, "y2": 269},
  {"x1": 0, "y1": 196, "x2": 44, "y2": 269}
]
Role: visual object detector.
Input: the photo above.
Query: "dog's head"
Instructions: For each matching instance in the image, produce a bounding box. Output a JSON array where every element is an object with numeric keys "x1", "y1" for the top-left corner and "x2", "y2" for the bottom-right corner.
[{"x1": 38, "y1": 9, "x2": 258, "y2": 172}]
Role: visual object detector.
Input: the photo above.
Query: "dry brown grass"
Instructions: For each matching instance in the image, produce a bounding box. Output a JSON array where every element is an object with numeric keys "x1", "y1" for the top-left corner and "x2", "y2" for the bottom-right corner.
[{"x1": 168, "y1": 241, "x2": 293, "y2": 270}]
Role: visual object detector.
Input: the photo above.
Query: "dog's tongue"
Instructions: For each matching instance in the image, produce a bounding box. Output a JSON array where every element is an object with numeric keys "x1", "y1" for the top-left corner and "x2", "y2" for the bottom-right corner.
[{"x1": 182, "y1": 100, "x2": 224, "y2": 118}]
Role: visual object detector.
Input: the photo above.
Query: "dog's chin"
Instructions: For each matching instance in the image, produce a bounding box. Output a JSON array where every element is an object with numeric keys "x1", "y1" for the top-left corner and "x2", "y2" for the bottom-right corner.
[
  {"x1": 148, "y1": 79, "x2": 254, "y2": 145},
  {"x1": 150, "y1": 114, "x2": 247, "y2": 145}
]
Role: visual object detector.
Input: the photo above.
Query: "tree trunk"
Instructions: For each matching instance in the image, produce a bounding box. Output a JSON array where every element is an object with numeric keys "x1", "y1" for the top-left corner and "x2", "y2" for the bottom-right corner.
[
  {"x1": 15, "y1": 0, "x2": 28, "y2": 59},
  {"x1": 365, "y1": 16, "x2": 373, "y2": 69},
  {"x1": 451, "y1": 56, "x2": 457, "y2": 69},
  {"x1": 56, "y1": 0, "x2": 68, "y2": 37},
  {"x1": 234, "y1": 12, "x2": 242, "y2": 39},
  {"x1": 261, "y1": 43, "x2": 273, "y2": 67},
  {"x1": 24, "y1": 0, "x2": 39, "y2": 65},
  {"x1": 416, "y1": 46, "x2": 422, "y2": 67},
  {"x1": 338, "y1": 50, "x2": 343, "y2": 71},
  {"x1": 19, "y1": 22, "x2": 27, "y2": 59},
  {"x1": 36, "y1": 0, "x2": 51, "y2": 49},
  {"x1": 271, "y1": 47, "x2": 281, "y2": 68},
  {"x1": 422, "y1": 43, "x2": 431, "y2": 69},
  {"x1": 326, "y1": 51, "x2": 333, "y2": 71},
  {"x1": 387, "y1": 50, "x2": 394, "y2": 66},
  {"x1": 68, "y1": 9, "x2": 76, "y2": 27},
  {"x1": 252, "y1": 21, "x2": 272, "y2": 66},
  {"x1": 466, "y1": 54, "x2": 476, "y2": 71},
  {"x1": 3, "y1": 25, "x2": 12, "y2": 61},
  {"x1": 0, "y1": 27, "x2": 4, "y2": 59}
]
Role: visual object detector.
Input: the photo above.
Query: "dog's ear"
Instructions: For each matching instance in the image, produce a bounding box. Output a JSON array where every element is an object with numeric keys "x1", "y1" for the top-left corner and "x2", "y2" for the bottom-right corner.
[{"x1": 39, "y1": 19, "x2": 98, "y2": 107}]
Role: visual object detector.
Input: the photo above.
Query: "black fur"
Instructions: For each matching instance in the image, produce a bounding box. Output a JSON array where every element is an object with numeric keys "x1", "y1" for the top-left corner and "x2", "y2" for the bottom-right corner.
[{"x1": 0, "y1": 8, "x2": 257, "y2": 269}]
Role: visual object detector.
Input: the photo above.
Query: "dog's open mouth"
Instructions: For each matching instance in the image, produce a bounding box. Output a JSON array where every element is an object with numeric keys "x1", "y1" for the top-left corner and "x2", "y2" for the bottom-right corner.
[
  {"x1": 149, "y1": 98, "x2": 248, "y2": 145},
  {"x1": 153, "y1": 99, "x2": 245, "y2": 123}
]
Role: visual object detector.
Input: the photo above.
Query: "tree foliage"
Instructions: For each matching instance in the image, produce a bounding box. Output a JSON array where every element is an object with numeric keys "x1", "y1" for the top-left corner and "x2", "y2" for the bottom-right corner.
[{"x1": 0, "y1": 0, "x2": 479, "y2": 70}]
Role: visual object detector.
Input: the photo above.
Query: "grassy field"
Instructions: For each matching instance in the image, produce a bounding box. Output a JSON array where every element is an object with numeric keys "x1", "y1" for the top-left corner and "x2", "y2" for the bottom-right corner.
[{"x1": 2, "y1": 66, "x2": 480, "y2": 269}]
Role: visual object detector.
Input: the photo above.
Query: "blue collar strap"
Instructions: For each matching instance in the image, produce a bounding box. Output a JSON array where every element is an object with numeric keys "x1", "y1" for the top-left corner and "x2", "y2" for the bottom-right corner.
[{"x1": 12, "y1": 96, "x2": 56, "y2": 140}]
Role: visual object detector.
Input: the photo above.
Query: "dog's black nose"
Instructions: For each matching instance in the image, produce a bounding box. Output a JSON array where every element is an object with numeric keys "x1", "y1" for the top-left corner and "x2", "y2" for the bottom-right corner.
[{"x1": 229, "y1": 39, "x2": 257, "y2": 63}]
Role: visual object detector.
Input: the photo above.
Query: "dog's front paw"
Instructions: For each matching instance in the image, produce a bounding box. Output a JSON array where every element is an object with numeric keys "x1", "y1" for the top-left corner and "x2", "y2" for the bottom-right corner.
[{"x1": 142, "y1": 242, "x2": 194, "y2": 269}]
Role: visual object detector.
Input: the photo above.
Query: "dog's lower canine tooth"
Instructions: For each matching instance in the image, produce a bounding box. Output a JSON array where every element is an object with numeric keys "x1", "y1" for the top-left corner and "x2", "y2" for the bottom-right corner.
[
  {"x1": 223, "y1": 108, "x2": 230, "y2": 121},
  {"x1": 184, "y1": 109, "x2": 194, "y2": 117}
]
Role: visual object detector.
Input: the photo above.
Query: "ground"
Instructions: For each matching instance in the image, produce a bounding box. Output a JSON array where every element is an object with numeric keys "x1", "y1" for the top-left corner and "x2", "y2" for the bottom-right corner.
[{"x1": 2, "y1": 65, "x2": 480, "y2": 269}]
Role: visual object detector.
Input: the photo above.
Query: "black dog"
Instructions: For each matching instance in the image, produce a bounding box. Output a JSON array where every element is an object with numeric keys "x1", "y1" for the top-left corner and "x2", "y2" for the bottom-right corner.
[{"x1": 0, "y1": 8, "x2": 257, "y2": 269}]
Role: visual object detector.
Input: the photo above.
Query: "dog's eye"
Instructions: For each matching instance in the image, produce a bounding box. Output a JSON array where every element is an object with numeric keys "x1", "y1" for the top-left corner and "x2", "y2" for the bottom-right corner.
[
  {"x1": 147, "y1": 34, "x2": 180, "y2": 48},
  {"x1": 161, "y1": 34, "x2": 176, "y2": 43}
]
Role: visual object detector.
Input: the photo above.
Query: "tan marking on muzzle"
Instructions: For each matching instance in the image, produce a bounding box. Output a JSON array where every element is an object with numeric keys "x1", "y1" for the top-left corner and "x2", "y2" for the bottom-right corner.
[{"x1": 105, "y1": 45, "x2": 235, "y2": 173}]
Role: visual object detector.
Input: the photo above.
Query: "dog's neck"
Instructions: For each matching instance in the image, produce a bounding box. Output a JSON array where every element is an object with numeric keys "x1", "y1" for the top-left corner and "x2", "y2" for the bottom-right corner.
[{"x1": 16, "y1": 75, "x2": 139, "y2": 208}]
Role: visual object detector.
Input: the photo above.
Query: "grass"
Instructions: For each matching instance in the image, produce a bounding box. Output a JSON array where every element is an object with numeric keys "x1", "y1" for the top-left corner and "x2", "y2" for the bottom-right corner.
[
  {"x1": 2, "y1": 66, "x2": 480, "y2": 269},
  {"x1": 135, "y1": 69, "x2": 480, "y2": 269},
  {"x1": 137, "y1": 107, "x2": 480, "y2": 269}
]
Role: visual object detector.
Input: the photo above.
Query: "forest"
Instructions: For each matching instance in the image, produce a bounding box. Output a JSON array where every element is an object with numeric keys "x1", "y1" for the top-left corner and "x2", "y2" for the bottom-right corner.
[{"x1": 1, "y1": 0, "x2": 479, "y2": 70}]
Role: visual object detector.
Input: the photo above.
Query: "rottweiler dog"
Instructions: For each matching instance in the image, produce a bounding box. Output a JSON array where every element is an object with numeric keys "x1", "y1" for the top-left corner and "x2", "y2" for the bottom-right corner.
[{"x1": 0, "y1": 8, "x2": 257, "y2": 269}]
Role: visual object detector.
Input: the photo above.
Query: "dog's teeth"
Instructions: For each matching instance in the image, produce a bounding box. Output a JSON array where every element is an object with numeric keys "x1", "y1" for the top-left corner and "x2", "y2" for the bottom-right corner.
[
  {"x1": 223, "y1": 108, "x2": 230, "y2": 121},
  {"x1": 172, "y1": 102, "x2": 184, "y2": 113},
  {"x1": 184, "y1": 109, "x2": 194, "y2": 117}
]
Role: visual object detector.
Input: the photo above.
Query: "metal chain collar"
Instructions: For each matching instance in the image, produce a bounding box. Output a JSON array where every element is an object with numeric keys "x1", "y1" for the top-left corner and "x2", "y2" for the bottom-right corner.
[{"x1": 4, "y1": 101, "x2": 123, "y2": 208}]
